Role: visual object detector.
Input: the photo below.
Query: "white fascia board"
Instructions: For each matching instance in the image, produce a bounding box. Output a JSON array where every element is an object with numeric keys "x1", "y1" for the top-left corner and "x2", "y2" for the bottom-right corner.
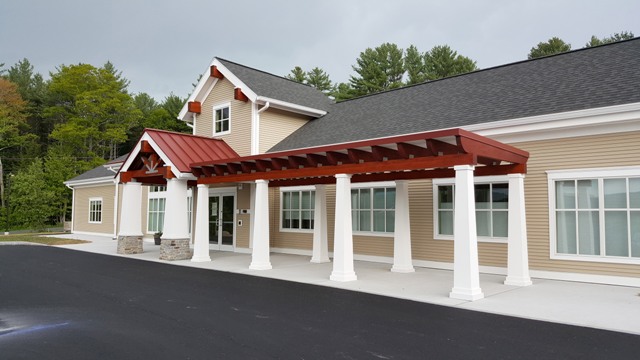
[
  {"x1": 463, "y1": 102, "x2": 640, "y2": 143},
  {"x1": 256, "y1": 96, "x2": 326, "y2": 117},
  {"x1": 119, "y1": 133, "x2": 196, "y2": 180},
  {"x1": 64, "y1": 177, "x2": 115, "y2": 188}
]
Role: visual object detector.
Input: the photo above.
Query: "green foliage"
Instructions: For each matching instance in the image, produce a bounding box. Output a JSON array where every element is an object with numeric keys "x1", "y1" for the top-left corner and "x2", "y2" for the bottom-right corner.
[
  {"x1": 46, "y1": 63, "x2": 142, "y2": 161},
  {"x1": 306, "y1": 67, "x2": 333, "y2": 92},
  {"x1": 349, "y1": 43, "x2": 405, "y2": 96},
  {"x1": 585, "y1": 31, "x2": 635, "y2": 47},
  {"x1": 0, "y1": 78, "x2": 39, "y2": 172},
  {"x1": 44, "y1": 146, "x2": 84, "y2": 223},
  {"x1": 528, "y1": 37, "x2": 572, "y2": 59},
  {"x1": 9, "y1": 158, "x2": 56, "y2": 230},
  {"x1": 6, "y1": 59, "x2": 48, "y2": 157},
  {"x1": 330, "y1": 82, "x2": 356, "y2": 102},
  {"x1": 285, "y1": 66, "x2": 307, "y2": 83},
  {"x1": 423, "y1": 45, "x2": 478, "y2": 81},
  {"x1": 404, "y1": 45, "x2": 427, "y2": 85}
]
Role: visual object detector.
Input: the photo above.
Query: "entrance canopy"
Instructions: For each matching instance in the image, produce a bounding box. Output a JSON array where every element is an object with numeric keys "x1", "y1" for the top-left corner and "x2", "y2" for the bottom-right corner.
[
  {"x1": 191, "y1": 128, "x2": 528, "y2": 187},
  {"x1": 118, "y1": 129, "x2": 239, "y2": 184}
]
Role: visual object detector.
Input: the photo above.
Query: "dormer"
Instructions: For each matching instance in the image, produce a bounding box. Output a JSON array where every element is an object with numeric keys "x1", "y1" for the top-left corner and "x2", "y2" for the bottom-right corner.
[{"x1": 178, "y1": 58, "x2": 333, "y2": 156}]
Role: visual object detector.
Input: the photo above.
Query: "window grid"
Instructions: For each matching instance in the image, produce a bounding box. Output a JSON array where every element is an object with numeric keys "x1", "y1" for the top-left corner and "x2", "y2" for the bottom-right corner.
[
  {"x1": 148, "y1": 198, "x2": 166, "y2": 233},
  {"x1": 282, "y1": 190, "x2": 315, "y2": 230},
  {"x1": 214, "y1": 105, "x2": 230, "y2": 135},
  {"x1": 351, "y1": 187, "x2": 395, "y2": 233},
  {"x1": 554, "y1": 177, "x2": 640, "y2": 259},
  {"x1": 89, "y1": 199, "x2": 102, "y2": 223},
  {"x1": 435, "y1": 183, "x2": 509, "y2": 238}
]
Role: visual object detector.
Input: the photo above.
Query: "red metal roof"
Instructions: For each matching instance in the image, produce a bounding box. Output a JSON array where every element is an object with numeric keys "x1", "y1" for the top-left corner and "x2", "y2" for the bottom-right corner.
[{"x1": 145, "y1": 129, "x2": 239, "y2": 173}]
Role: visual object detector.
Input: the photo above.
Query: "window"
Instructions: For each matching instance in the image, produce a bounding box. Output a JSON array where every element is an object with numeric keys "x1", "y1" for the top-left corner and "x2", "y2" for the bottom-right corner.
[
  {"x1": 351, "y1": 186, "x2": 395, "y2": 234},
  {"x1": 549, "y1": 167, "x2": 640, "y2": 263},
  {"x1": 89, "y1": 198, "x2": 102, "y2": 223},
  {"x1": 281, "y1": 188, "x2": 315, "y2": 231},
  {"x1": 434, "y1": 177, "x2": 509, "y2": 241},
  {"x1": 213, "y1": 104, "x2": 230, "y2": 135},
  {"x1": 148, "y1": 186, "x2": 166, "y2": 233}
]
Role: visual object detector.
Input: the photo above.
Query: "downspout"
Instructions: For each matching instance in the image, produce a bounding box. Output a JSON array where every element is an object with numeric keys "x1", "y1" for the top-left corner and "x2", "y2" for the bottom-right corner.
[
  {"x1": 186, "y1": 113, "x2": 195, "y2": 131},
  {"x1": 253, "y1": 102, "x2": 270, "y2": 155},
  {"x1": 113, "y1": 176, "x2": 119, "y2": 239}
]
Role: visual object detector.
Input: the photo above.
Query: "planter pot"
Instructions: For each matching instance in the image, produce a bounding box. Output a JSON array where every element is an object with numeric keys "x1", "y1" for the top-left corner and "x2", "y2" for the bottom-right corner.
[{"x1": 154, "y1": 236, "x2": 162, "y2": 245}]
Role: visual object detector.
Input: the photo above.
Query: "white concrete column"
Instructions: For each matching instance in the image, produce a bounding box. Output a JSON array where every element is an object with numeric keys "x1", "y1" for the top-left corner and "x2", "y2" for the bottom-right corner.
[
  {"x1": 162, "y1": 178, "x2": 190, "y2": 240},
  {"x1": 391, "y1": 180, "x2": 415, "y2": 273},
  {"x1": 330, "y1": 174, "x2": 357, "y2": 282},
  {"x1": 249, "y1": 183, "x2": 256, "y2": 249},
  {"x1": 250, "y1": 179, "x2": 272, "y2": 270},
  {"x1": 504, "y1": 173, "x2": 533, "y2": 286},
  {"x1": 311, "y1": 184, "x2": 330, "y2": 263},
  {"x1": 450, "y1": 165, "x2": 484, "y2": 301},
  {"x1": 191, "y1": 184, "x2": 211, "y2": 262},
  {"x1": 118, "y1": 181, "x2": 143, "y2": 237}
]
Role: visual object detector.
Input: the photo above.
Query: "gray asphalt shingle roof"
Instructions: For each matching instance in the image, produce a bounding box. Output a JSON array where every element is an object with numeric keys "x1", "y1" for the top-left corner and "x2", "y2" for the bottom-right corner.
[
  {"x1": 66, "y1": 164, "x2": 116, "y2": 183},
  {"x1": 270, "y1": 38, "x2": 640, "y2": 152},
  {"x1": 217, "y1": 58, "x2": 333, "y2": 112}
]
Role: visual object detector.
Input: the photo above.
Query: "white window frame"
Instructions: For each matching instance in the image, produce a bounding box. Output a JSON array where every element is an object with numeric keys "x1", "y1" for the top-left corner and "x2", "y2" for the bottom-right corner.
[
  {"x1": 280, "y1": 185, "x2": 315, "y2": 233},
  {"x1": 351, "y1": 181, "x2": 395, "y2": 238},
  {"x1": 213, "y1": 102, "x2": 231, "y2": 136},
  {"x1": 88, "y1": 197, "x2": 103, "y2": 224},
  {"x1": 433, "y1": 175, "x2": 509, "y2": 244},
  {"x1": 548, "y1": 166, "x2": 640, "y2": 265},
  {"x1": 147, "y1": 186, "x2": 166, "y2": 234}
]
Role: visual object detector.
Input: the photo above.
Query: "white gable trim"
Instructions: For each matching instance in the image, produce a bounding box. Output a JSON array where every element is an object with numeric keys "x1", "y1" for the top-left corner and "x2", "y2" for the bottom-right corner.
[
  {"x1": 119, "y1": 132, "x2": 196, "y2": 180},
  {"x1": 178, "y1": 58, "x2": 327, "y2": 121}
]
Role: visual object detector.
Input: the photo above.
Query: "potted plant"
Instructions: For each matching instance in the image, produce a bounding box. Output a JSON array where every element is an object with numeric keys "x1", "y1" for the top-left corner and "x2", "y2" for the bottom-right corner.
[{"x1": 154, "y1": 231, "x2": 163, "y2": 245}]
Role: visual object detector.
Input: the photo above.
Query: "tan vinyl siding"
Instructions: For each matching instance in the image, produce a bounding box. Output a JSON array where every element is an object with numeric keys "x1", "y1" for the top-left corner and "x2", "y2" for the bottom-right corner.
[
  {"x1": 236, "y1": 186, "x2": 251, "y2": 249},
  {"x1": 513, "y1": 131, "x2": 640, "y2": 278},
  {"x1": 197, "y1": 78, "x2": 253, "y2": 156},
  {"x1": 73, "y1": 185, "x2": 115, "y2": 235},
  {"x1": 141, "y1": 187, "x2": 150, "y2": 235},
  {"x1": 259, "y1": 108, "x2": 311, "y2": 153}
]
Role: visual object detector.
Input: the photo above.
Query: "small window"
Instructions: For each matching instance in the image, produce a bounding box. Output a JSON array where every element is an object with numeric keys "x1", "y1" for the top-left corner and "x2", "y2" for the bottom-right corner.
[
  {"x1": 213, "y1": 104, "x2": 230, "y2": 135},
  {"x1": 89, "y1": 198, "x2": 103, "y2": 224},
  {"x1": 281, "y1": 189, "x2": 315, "y2": 231}
]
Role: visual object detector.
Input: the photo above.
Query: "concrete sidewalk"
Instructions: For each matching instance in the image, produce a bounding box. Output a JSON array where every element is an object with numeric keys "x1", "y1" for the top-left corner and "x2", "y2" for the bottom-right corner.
[{"x1": 52, "y1": 234, "x2": 640, "y2": 335}]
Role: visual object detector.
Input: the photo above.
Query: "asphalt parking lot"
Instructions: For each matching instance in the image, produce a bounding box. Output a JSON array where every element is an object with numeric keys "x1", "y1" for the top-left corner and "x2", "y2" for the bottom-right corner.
[{"x1": 1, "y1": 245, "x2": 639, "y2": 359}]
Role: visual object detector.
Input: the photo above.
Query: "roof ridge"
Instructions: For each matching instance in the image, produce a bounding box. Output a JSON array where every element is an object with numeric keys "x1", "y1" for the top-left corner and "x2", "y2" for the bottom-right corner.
[
  {"x1": 216, "y1": 57, "x2": 320, "y2": 90},
  {"x1": 335, "y1": 36, "x2": 640, "y2": 105}
]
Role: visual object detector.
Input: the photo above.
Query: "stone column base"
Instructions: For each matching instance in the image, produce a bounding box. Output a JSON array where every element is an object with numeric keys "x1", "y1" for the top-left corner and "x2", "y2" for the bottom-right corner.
[
  {"x1": 117, "y1": 236, "x2": 143, "y2": 254},
  {"x1": 159, "y1": 238, "x2": 193, "y2": 261}
]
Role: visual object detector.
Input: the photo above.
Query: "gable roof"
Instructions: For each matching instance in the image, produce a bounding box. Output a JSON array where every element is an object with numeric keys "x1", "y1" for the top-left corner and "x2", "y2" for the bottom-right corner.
[
  {"x1": 143, "y1": 129, "x2": 239, "y2": 173},
  {"x1": 216, "y1": 58, "x2": 333, "y2": 112},
  {"x1": 270, "y1": 38, "x2": 640, "y2": 152}
]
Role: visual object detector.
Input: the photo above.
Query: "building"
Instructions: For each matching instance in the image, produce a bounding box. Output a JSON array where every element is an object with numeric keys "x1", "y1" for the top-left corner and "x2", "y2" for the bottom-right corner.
[{"x1": 65, "y1": 38, "x2": 640, "y2": 300}]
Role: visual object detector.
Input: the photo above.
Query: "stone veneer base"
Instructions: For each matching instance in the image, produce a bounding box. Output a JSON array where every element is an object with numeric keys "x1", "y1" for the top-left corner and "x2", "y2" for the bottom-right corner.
[
  {"x1": 159, "y1": 238, "x2": 193, "y2": 261},
  {"x1": 117, "y1": 236, "x2": 143, "y2": 254}
]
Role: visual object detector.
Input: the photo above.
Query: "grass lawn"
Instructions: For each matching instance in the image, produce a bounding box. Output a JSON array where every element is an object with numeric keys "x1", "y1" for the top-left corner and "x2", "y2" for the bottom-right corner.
[{"x1": 0, "y1": 233, "x2": 91, "y2": 245}]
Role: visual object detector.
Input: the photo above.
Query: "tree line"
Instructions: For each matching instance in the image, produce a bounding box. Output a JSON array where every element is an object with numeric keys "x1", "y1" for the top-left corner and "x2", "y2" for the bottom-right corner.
[
  {"x1": 0, "y1": 60, "x2": 189, "y2": 230},
  {"x1": 285, "y1": 31, "x2": 635, "y2": 100},
  {"x1": 0, "y1": 31, "x2": 633, "y2": 230}
]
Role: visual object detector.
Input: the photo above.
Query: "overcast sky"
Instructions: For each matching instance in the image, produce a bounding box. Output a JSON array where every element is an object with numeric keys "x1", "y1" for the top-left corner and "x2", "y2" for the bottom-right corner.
[{"x1": 1, "y1": 0, "x2": 638, "y2": 101}]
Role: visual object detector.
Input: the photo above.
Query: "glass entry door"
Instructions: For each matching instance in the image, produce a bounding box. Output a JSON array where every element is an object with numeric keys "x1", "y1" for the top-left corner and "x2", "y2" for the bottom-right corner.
[{"x1": 209, "y1": 194, "x2": 235, "y2": 251}]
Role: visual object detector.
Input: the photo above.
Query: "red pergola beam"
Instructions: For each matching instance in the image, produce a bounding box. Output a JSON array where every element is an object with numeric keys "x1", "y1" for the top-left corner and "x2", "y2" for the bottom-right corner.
[{"x1": 198, "y1": 153, "x2": 475, "y2": 185}]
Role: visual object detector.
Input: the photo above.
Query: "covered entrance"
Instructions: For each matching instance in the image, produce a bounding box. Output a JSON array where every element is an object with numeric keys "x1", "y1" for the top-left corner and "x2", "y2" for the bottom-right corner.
[
  {"x1": 208, "y1": 189, "x2": 235, "y2": 251},
  {"x1": 190, "y1": 128, "x2": 532, "y2": 301}
]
